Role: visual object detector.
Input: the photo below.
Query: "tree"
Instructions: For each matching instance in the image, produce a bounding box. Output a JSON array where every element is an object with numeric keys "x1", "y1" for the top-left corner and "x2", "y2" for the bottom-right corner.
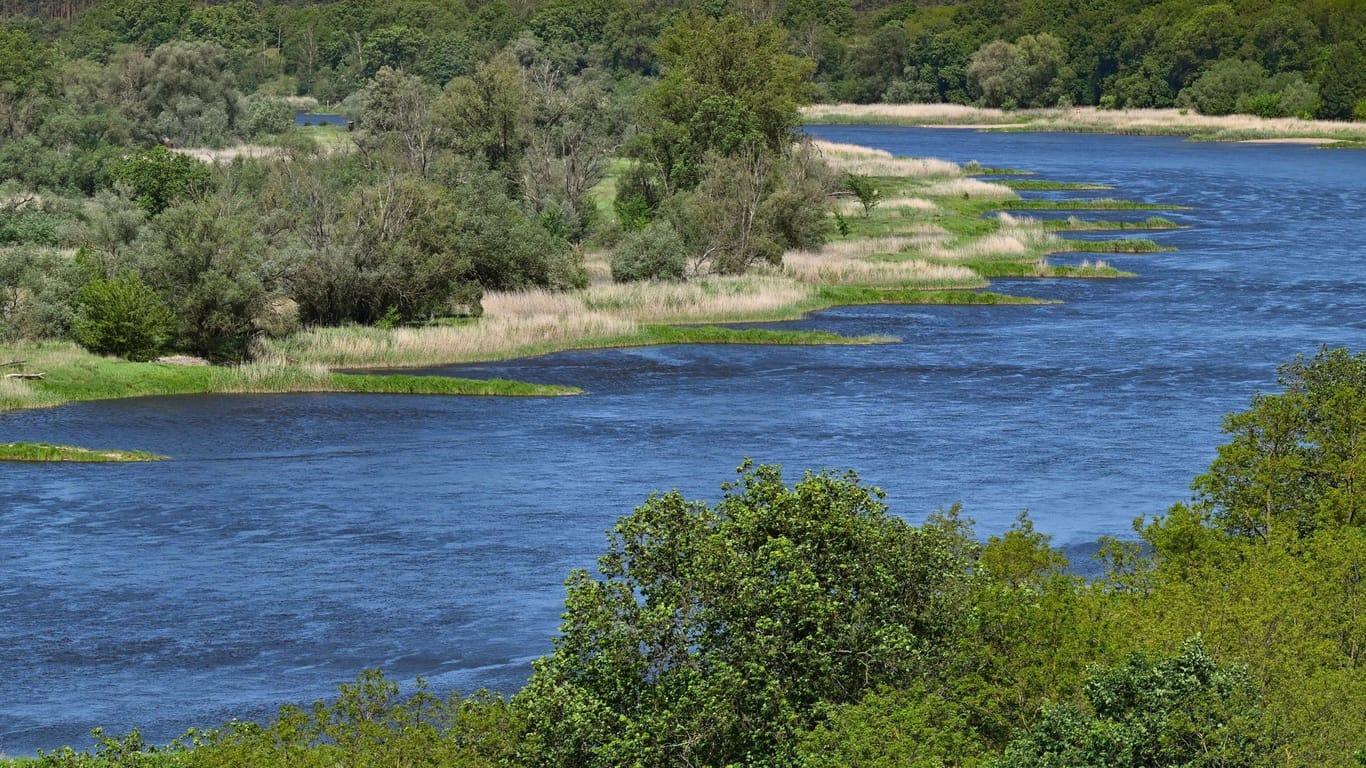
[
  {"x1": 433, "y1": 54, "x2": 530, "y2": 178},
  {"x1": 72, "y1": 271, "x2": 174, "y2": 361},
  {"x1": 991, "y1": 638, "x2": 1271, "y2": 767},
  {"x1": 140, "y1": 40, "x2": 241, "y2": 147},
  {"x1": 968, "y1": 34, "x2": 1070, "y2": 109},
  {"x1": 1193, "y1": 347, "x2": 1366, "y2": 539},
  {"x1": 633, "y1": 13, "x2": 814, "y2": 193},
  {"x1": 108, "y1": 146, "x2": 214, "y2": 216},
  {"x1": 1179, "y1": 59, "x2": 1266, "y2": 116},
  {"x1": 517, "y1": 462, "x2": 973, "y2": 768}
]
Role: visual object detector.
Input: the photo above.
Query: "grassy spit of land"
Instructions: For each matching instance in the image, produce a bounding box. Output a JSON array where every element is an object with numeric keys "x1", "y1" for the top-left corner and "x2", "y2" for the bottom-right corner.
[
  {"x1": 803, "y1": 103, "x2": 1366, "y2": 145},
  {"x1": 0, "y1": 442, "x2": 167, "y2": 462},
  {"x1": 2, "y1": 137, "x2": 1177, "y2": 432}
]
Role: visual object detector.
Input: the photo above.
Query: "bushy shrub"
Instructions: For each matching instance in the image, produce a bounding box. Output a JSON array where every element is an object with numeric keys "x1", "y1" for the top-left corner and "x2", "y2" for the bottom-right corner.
[
  {"x1": 610, "y1": 221, "x2": 687, "y2": 282},
  {"x1": 72, "y1": 272, "x2": 175, "y2": 361},
  {"x1": 241, "y1": 95, "x2": 295, "y2": 138}
]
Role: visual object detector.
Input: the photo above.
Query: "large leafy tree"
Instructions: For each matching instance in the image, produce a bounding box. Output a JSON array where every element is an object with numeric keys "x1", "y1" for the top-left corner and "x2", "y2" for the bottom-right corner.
[
  {"x1": 633, "y1": 13, "x2": 813, "y2": 194},
  {"x1": 517, "y1": 463, "x2": 973, "y2": 768},
  {"x1": 1194, "y1": 347, "x2": 1366, "y2": 540},
  {"x1": 991, "y1": 638, "x2": 1271, "y2": 767}
]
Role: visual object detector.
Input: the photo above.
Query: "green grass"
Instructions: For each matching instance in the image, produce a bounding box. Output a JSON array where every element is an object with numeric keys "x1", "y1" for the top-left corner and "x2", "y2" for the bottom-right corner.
[
  {"x1": 636, "y1": 325, "x2": 894, "y2": 345},
  {"x1": 813, "y1": 285, "x2": 1050, "y2": 306},
  {"x1": 1000, "y1": 198, "x2": 1190, "y2": 211},
  {"x1": 0, "y1": 442, "x2": 167, "y2": 462},
  {"x1": 1040, "y1": 216, "x2": 1185, "y2": 231},
  {"x1": 963, "y1": 260, "x2": 1136, "y2": 278},
  {"x1": 1002, "y1": 180, "x2": 1113, "y2": 190},
  {"x1": 1055, "y1": 238, "x2": 1176, "y2": 253},
  {"x1": 0, "y1": 344, "x2": 579, "y2": 413}
]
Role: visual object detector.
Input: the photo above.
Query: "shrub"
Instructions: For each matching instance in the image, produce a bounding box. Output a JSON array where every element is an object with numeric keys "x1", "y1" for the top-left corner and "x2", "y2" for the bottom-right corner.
[
  {"x1": 610, "y1": 221, "x2": 687, "y2": 282},
  {"x1": 72, "y1": 272, "x2": 175, "y2": 361}
]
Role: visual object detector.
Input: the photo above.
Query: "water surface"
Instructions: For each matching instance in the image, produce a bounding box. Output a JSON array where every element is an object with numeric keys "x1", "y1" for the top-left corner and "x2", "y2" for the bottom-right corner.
[{"x1": 3, "y1": 127, "x2": 1364, "y2": 754}]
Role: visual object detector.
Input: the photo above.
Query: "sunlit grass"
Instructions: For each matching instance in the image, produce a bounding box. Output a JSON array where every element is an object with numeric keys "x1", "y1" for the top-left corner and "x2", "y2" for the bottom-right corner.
[
  {"x1": 0, "y1": 442, "x2": 166, "y2": 462},
  {"x1": 804, "y1": 103, "x2": 1366, "y2": 143}
]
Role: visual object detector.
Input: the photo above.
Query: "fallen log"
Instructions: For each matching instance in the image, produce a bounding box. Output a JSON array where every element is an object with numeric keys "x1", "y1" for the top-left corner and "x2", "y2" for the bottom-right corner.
[{"x1": 3, "y1": 372, "x2": 45, "y2": 380}]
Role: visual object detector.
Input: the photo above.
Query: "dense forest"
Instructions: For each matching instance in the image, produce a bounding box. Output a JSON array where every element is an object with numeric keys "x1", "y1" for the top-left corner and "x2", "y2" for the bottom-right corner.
[{"x1": 3, "y1": 0, "x2": 1366, "y2": 361}]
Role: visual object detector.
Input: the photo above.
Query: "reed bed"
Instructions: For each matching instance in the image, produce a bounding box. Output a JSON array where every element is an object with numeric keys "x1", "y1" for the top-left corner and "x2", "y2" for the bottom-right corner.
[
  {"x1": 805, "y1": 103, "x2": 1366, "y2": 142},
  {"x1": 830, "y1": 156, "x2": 964, "y2": 178},
  {"x1": 808, "y1": 139, "x2": 896, "y2": 159},
  {"x1": 804, "y1": 103, "x2": 1025, "y2": 125},
  {"x1": 923, "y1": 220, "x2": 1062, "y2": 261},
  {"x1": 922, "y1": 178, "x2": 1020, "y2": 201},
  {"x1": 584, "y1": 275, "x2": 814, "y2": 322},
  {"x1": 820, "y1": 233, "x2": 945, "y2": 258},
  {"x1": 783, "y1": 250, "x2": 983, "y2": 288},
  {"x1": 282, "y1": 311, "x2": 641, "y2": 367}
]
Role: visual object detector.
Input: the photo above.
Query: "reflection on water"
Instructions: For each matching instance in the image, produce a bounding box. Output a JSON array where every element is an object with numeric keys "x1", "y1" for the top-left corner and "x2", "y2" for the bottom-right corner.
[{"x1": 3, "y1": 127, "x2": 1365, "y2": 754}]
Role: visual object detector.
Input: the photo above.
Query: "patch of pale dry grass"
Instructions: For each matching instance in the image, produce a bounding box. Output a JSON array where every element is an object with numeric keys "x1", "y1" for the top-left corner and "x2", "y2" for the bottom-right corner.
[
  {"x1": 286, "y1": 311, "x2": 641, "y2": 367},
  {"x1": 829, "y1": 156, "x2": 963, "y2": 178},
  {"x1": 808, "y1": 139, "x2": 895, "y2": 159},
  {"x1": 783, "y1": 250, "x2": 981, "y2": 287},
  {"x1": 821, "y1": 233, "x2": 948, "y2": 258},
  {"x1": 923, "y1": 178, "x2": 1020, "y2": 201},
  {"x1": 805, "y1": 103, "x2": 1024, "y2": 125},
  {"x1": 584, "y1": 275, "x2": 812, "y2": 322},
  {"x1": 923, "y1": 218, "x2": 1061, "y2": 261}
]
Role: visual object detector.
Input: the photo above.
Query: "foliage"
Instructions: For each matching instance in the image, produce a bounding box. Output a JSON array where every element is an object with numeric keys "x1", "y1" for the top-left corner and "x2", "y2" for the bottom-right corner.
[
  {"x1": 967, "y1": 34, "x2": 1072, "y2": 109},
  {"x1": 633, "y1": 13, "x2": 813, "y2": 193},
  {"x1": 108, "y1": 147, "x2": 213, "y2": 216},
  {"x1": 0, "y1": 247, "x2": 84, "y2": 341},
  {"x1": 1194, "y1": 347, "x2": 1366, "y2": 539},
  {"x1": 140, "y1": 41, "x2": 241, "y2": 147},
  {"x1": 843, "y1": 172, "x2": 881, "y2": 216},
  {"x1": 71, "y1": 271, "x2": 174, "y2": 361},
  {"x1": 517, "y1": 462, "x2": 973, "y2": 768},
  {"x1": 610, "y1": 221, "x2": 687, "y2": 282},
  {"x1": 991, "y1": 638, "x2": 1271, "y2": 767},
  {"x1": 241, "y1": 95, "x2": 294, "y2": 138}
]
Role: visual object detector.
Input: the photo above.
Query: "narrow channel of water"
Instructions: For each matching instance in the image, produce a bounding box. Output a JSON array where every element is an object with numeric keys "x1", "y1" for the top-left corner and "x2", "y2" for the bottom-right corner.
[{"x1": 2, "y1": 127, "x2": 1364, "y2": 754}]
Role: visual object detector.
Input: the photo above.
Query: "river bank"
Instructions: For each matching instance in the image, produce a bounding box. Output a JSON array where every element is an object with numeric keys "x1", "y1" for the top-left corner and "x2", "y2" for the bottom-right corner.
[
  {"x1": 803, "y1": 104, "x2": 1366, "y2": 145},
  {"x1": 1, "y1": 137, "x2": 1174, "y2": 438}
]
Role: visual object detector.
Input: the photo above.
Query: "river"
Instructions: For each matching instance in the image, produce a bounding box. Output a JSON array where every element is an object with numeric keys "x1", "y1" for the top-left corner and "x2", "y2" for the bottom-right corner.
[{"x1": 2, "y1": 126, "x2": 1364, "y2": 755}]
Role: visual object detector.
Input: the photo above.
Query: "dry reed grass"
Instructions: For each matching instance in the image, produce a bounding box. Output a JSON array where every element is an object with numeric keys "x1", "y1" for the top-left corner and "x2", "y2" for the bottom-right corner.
[
  {"x1": 584, "y1": 276, "x2": 813, "y2": 322},
  {"x1": 829, "y1": 156, "x2": 964, "y2": 178},
  {"x1": 805, "y1": 103, "x2": 1023, "y2": 125},
  {"x1": 808, "y1": 139, "x2": 895, "y2": 159},
  {"x1": 923, "y1": 219, "x2": 1061, "y2": 261},
  {"x1": 821, "y1": 233, "x2": 947, "y2": 258},
  {"x1": 806, "y1": 103, "x2": 1366, "y2": 141},
  {"x1": 783, "y1": 250, "x2": 981, "y2": 287},
  {"x1": 922, "y1": 178, "x2": 1020, "y2": 200}
]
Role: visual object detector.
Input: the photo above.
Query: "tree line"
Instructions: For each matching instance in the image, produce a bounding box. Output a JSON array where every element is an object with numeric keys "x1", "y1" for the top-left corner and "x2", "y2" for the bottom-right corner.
[
  {"x1": 1, "y1": 1, "x2": 838, "y2": 361},
  {"x1": 25, "y1": 348, "x2": 1366, "y2": 766}
]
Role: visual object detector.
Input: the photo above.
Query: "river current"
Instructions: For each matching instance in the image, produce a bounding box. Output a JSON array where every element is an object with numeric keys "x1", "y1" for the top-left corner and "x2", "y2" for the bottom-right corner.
[{"x1": 2, "y1": 126, "x2": 1365, "y2": 754}]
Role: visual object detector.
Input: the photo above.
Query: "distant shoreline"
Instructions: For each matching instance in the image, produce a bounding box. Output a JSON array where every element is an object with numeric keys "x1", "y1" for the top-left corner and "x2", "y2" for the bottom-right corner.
[{"x1": 803, "y1": 103, "x2": 1366, "y2": 145}]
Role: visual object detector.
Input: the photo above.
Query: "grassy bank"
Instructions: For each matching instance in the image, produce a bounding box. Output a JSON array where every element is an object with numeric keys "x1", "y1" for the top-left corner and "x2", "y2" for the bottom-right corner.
[
  {"x1": 803, "y1": 103, "x2": 1366, "y2": 143},
  {"x1": 3, "y1": 136, "x2": 1176, "y2": 419},
  {"x1": 0, "y1": 343, "x2": 580, "y2": 413},
  {"x1": 0, "y1": 442, "x2": 166, "y2": 462}
]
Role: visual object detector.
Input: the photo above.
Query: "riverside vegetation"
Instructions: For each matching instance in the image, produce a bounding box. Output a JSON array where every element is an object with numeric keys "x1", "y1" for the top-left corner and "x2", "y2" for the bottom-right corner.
[{"x1": 6, "y1": 347, "x2": 1366, "y2": 767}]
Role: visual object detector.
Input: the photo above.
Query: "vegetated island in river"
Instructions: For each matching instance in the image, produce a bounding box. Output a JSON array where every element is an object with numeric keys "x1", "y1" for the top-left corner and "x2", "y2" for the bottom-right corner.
[
  {"x1": 1, "y1": 138, "x2": 1181, "y2": 459},
  {"x1": 803, "y1": 103, "x2": 1366, "y2": 146}
]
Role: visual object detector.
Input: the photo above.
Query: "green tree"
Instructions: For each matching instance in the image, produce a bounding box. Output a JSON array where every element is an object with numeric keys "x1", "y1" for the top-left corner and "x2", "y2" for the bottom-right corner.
[
  {"x1": 72, "y1": 271, "x2": 175, "y2": 361},
  {"x1": 634, "y1": 13, "x2": 814, "y2": 193},
  {"x1": 108, "y1": 146, "x2": 214, "y2": 216},
  {"x1": 140, "y1": 41, "x2": 241, "y2": 147},
  {"x1": 517, "y1": 462, "x2": 973, "y2": 768},
  {"x1": 991, "y1": 638, "x2": 1271, "y2": 767},
  {"x1": 1179, "y1": 58, "x2": 1267, "y2": 115},
  {"x1": 1194, "y1": 347, "x2": 1366, "y2": 539}
]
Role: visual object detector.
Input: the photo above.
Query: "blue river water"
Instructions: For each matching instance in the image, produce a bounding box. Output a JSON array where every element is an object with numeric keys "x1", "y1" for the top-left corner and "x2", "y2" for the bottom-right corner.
[{"x1": 2, "y1": 126, "x2": 1365, "y2": 754}]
